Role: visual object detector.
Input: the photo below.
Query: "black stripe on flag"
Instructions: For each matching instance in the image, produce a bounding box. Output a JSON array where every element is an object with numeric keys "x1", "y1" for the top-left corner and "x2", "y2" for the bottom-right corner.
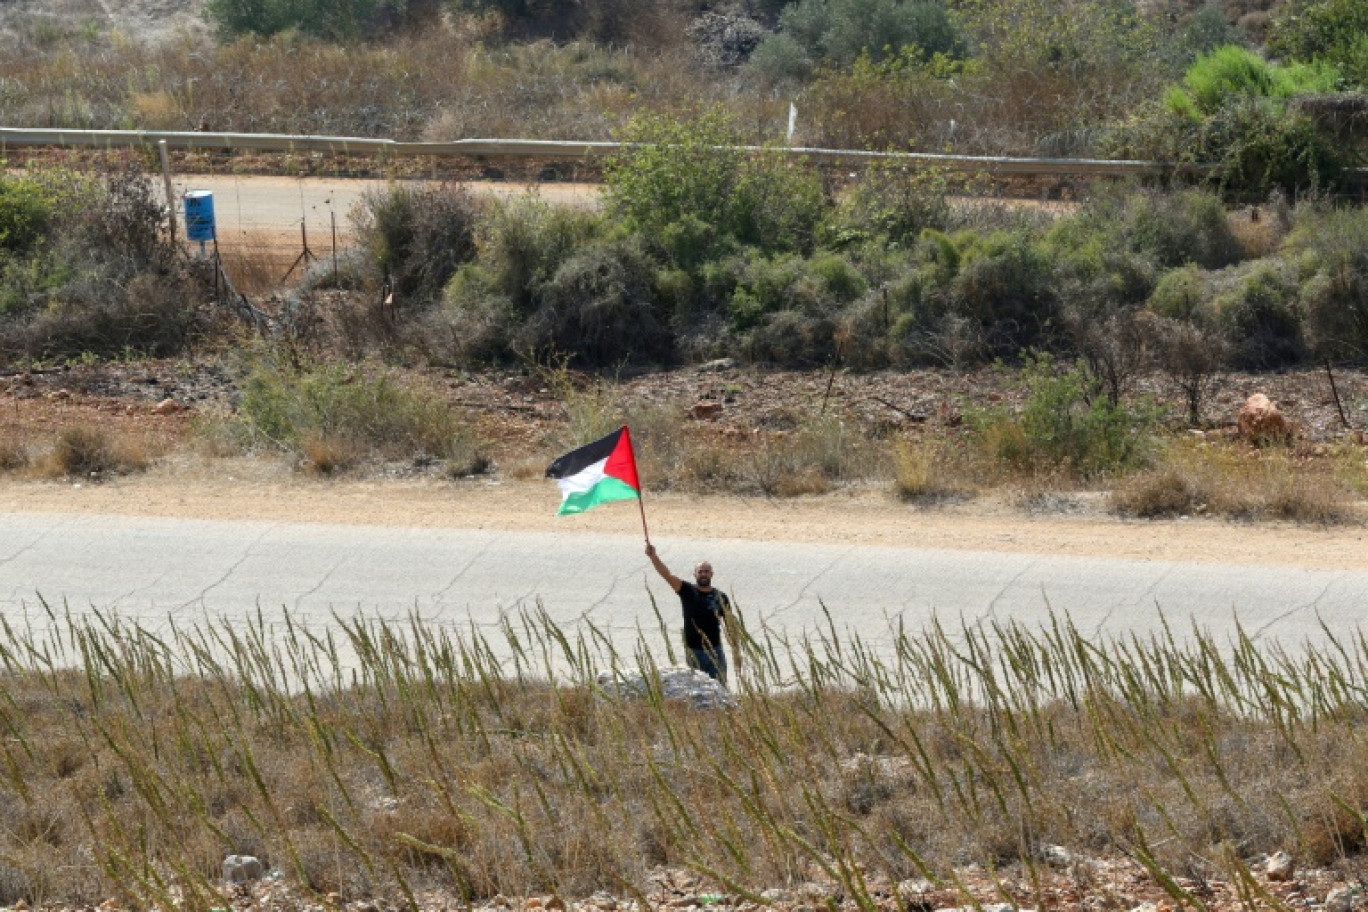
[{"x1": 545, "y1": 427, "x2": 624, "y2": 479}]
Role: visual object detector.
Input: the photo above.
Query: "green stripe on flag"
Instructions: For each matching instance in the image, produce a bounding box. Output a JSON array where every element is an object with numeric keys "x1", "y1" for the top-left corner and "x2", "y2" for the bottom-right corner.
[{"x1": 557, "y1": 476, "x2": 639, "y2": 515}]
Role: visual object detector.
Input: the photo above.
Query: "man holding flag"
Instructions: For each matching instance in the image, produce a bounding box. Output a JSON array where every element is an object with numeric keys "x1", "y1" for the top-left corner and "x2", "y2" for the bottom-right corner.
[
  {"x1": 546, "y1": 425, "x2": 740, "y2": 686},
  {"x1": 645, "y1": 544, "x2": 740, "y2": 687}
]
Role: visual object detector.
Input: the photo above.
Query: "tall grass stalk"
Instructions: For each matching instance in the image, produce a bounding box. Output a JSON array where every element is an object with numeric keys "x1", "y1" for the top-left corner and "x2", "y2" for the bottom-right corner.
[{"x1": 0, "y1": 606, "x2": 1361, "y2": 906}]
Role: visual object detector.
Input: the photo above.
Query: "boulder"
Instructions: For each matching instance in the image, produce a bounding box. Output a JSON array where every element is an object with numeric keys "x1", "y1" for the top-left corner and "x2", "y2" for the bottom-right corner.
[
  {"x1": 595, "y1": 666, "x2": 736, "y2": 709},
  {"x1": 153, "y1": 397, "x2": 183, "y2": 415},
  {"x1": 1237, "y1": 393, "x2": 1291, "y2": 443},
  {"x1": 222, "y1": 854, "x2": 264, "y2": 883}
]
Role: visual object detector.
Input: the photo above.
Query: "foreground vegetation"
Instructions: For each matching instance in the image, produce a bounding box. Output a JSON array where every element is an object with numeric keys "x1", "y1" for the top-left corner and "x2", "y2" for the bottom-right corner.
[{"x1": 0, "y1": 606, "x2": 1364, "y2": 907}]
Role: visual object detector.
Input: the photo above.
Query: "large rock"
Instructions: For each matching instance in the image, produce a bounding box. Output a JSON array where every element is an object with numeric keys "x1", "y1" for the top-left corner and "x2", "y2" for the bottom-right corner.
[
  {"x1": 595, "y1": 666, "x2": 736, "y2": 709},
  {"x1": 1325, "y1": 886, "x2": 1354, "y2": 912},
  {"x1": 1237, "y1": 393, "x2": 1292, "y2": 443}
]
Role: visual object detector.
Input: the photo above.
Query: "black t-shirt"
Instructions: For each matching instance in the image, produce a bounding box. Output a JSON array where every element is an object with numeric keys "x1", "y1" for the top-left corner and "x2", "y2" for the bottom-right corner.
[{"x1": 679, "y1": 582, "x2": 730, "y2": 650}]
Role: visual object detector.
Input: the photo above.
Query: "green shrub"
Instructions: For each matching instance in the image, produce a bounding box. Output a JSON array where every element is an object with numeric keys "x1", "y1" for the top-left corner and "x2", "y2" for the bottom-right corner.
[
  {"x1": 515, "y1": 237, "x2": 671, "y2": 368},
  {"x1": 1147, "y1": 265, "x2": 1209, "y2": 321},
  {"x1": 975, "y1": 355, "x2": 1155, "y2": 478},
  {"x1": 1270, "y1": 0, "x2": 1368, "y2": 86},
  {"x1": 207, "y1": 0, "x2": 440, "y2": 41},
  {"x1": 749, "y1": 0, "x2": 966, "y2": 80},
  {"x1": 354, "y1": 183, "x2": 480, "y2": 307},
  {"x1": 823, "y1": 164, "x2": 950, "y2": 248},
  {"x1": 605, "y1": 110, "x2": 829, "y2": 255},
  {"x1": 1286, "y1": 204, "x2": 1368, "y2": 358},
  {"x1": 949, "y1": 230, "x2": 1056, "y2": 356},
  {"x1": 1211, "y1": 260, "x2": 1303, "y2": 368},
  {"x1": 237, "y1": 359, "x2": 489, "y2": 472},
  {"x1": 0, "y1": 168, "x2": 209, "y2": 361},
  {"x1": 1167, "y1": 45, "x2": 1339, "y2": 118}
]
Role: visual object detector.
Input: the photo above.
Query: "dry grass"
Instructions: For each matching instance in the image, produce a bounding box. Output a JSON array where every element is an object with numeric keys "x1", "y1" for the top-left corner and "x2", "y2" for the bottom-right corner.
[
  {"x1": 0, "y1": 608, "x2": 1365, "y2": 907},
  {"x1": 1111, "y1": 438, "x2": 1357, "y2": 523},
  {"x1": 218, "y1": 232, "x2": 300, "y2": 296},
  {"x1": 36, "y1": 424, "x2": 150, "y2": 479}
]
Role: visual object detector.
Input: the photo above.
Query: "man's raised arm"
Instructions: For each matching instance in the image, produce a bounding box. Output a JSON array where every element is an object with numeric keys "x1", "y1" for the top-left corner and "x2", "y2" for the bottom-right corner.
[{"x1": 645, "y1": 543, "x2": 683, "y2": 593}]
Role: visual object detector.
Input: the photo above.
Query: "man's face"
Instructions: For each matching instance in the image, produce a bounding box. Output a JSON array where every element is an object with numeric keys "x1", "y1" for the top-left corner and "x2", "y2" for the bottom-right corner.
[{"x1": 694, "y1": 562, "x2": 713, "y2": 587}]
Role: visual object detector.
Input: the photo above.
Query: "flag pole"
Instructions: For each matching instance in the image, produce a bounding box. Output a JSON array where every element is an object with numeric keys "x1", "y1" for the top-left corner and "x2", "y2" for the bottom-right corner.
[{"x1": 637, "y1": 489, "x2": 651, "y2": 545}]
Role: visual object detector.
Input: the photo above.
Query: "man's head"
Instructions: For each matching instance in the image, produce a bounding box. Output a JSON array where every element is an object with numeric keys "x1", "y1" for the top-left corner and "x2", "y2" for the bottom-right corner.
[{"x1": 694, "y1": 561, "x2": 714, "y2": 588}]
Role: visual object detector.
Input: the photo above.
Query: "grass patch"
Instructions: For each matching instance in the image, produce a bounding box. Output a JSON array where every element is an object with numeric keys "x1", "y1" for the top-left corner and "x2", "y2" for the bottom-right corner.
[
  {"x1": 1112, "y1": 438, "x2": 1356, "y2": 523},
  {"x1": 219, "y1": 357, "x2": 492, "y2": 475},
  {"x1": 0, "y1": 609, "x2": 1364, "y2": 906},
  {"x1": 38, "y1": 424, "x2": 148, "y2": 479}
]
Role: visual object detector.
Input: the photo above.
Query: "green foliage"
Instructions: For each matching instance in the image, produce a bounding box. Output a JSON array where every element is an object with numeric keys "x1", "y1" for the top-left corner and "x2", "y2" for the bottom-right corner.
[
  {"x1": 1270, "y1": 0, "x2": 1368, "y2": 86},
  {"x1": 354, "y1": 183, "x2": 480, "y2": 307},
  {"x1": 1147, "y1": 265, "x2": 1208, "y2": 321},
  {"x1": 605, "y1": 109, "x2": 828, "y2": 255},
  {"x1": 207, "y1": 0, "x2": 438, "y2": 41},
  {"x1": 1167, "y1": 45, "x2": 1339, "y2": 118},
  {"x1": 238, "y1": 358, "x2": 488, "y2": 470},
  {"x1": 750, "y1": 0, "x2": 966, "y2": 80},
  {"x1": 1211, "y1": 260, "x2": 1303, "y2": 368},
  {"x1": 976, "y1": 354, "x2": 1154, "y2": 478},
  {"x1": 950, "y1": 230, "x2": 1057, "y2": 356},
  {"x1": 823, "y1": 163, "x2": 950, "y2": 248},
  {"x1": 0, "y1": 168, "x2": 207, "y2": 361},
  {"x1": 1047, "y1": 188, "x2": 1243, "y2": 274},
  {"x1": 1284, "y1": 204, "x2": 1368, "y2": 358},
  {"x1": 516, "y1": 237, "x2": 671, "y2": 367}
]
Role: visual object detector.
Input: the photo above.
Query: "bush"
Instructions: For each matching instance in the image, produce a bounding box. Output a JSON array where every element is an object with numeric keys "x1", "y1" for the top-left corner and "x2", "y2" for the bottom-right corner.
[
  {"x1": 1269, "y1": 0, "x2": 1368, "y2": 87},
  {"x1": 207, "y1": 0, "x2": 440, "y2": 41},
  {"x1": 44, "y1": 425, "x2": 148, "y2": 479},
  {"x1": 749, "y1": 0, "x2": 966, "y2": 80},
  {"x1": 1211, "y1": 259, "x2": 1303, "y2": 368},
  {"x1": 948, "y1": 230, "x2": 1057, "y2": 357},
  {"x1": 354, "y1": 183, "x2": 480, "y2": 307},
  {"x1": 823, "y1": 164, "x2": 950, "y2": 248},
  {"x1": 515, "y1": 238, "x2": 672, "y2": 368},
  {"x1": 605, "y1": 109, "x2": 829, "y2": 255},
  {"x1": 975, "y1": 355, "x2": 1155, "y2": 478},
  {"x1": 1285, "y1": 204, "x2": 1368, "y2": 359},
  {"x1": 0, "y1": 168, "x2": 210, "y2": 361},
  {"x1": 236, "y1": 359, "x2": 490, "y2": 472}
]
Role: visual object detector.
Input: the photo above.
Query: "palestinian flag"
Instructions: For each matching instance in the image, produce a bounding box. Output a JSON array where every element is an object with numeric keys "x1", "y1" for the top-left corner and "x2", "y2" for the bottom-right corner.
[{"x1": 545, "y1": 426, "x2": 641, "y2": 516}]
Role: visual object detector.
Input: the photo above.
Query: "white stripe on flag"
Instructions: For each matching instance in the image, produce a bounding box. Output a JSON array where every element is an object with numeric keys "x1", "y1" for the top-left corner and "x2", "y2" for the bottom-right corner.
[{"x1": 555, "y1": 456, "x2": 608, "y2": 498}]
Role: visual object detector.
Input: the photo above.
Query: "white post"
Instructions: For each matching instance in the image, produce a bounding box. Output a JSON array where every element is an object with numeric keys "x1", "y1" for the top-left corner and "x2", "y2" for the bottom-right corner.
[{"x1": 157, "y1": 140, "x2": 176, "y2": 244}]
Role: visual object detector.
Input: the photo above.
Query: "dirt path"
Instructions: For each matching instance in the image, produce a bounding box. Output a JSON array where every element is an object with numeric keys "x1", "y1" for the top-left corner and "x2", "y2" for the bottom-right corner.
[{"x1": 4, "y1": 468, "x2": 1364, "y2": 572}]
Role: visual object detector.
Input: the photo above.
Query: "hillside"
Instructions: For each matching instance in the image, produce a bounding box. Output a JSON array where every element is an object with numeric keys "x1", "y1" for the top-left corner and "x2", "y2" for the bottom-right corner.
[{"x1": 0, "y1": 0, "x2": 207, "y2": 43}]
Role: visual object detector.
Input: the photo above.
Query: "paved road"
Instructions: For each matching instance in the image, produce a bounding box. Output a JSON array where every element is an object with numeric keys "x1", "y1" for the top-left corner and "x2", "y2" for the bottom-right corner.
[
  {"x1": 2, "y1": 512, "x2": 1365, "y2": 669},
  {"x1": 163, "y1": 175, "x2": 596, "y2": 249}
]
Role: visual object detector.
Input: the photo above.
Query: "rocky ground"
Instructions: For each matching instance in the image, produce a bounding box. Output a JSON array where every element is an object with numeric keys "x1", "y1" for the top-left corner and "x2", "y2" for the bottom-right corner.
[{"x1": 214, "y1": 850, "x2": 1364, "y2": 912}]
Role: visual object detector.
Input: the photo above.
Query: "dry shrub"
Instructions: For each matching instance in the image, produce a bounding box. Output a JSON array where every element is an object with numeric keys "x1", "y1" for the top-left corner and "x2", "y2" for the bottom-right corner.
[
  {"x1": 298, "y1": 430, "x2": 365, "y2": 475},
  {"x1": 1112, "y1": 440, "x2": 1354, "y2": 523},
  {"x1": 891, "y1": 436, "x2": 968, "y2": 503},
  {"x1": 219, "y1": 233, "x2": 297, "y2": 296},
  {"x1": 0, "y1": 433, "x2": 30, "y2": 472},
  {"x1": 40, "y1": 425, "x2": 149, "y2": 479}
]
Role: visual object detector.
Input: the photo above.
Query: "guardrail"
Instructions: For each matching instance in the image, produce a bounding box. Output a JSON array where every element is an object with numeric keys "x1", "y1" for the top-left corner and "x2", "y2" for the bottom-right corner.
[{"x1": 0, "y1": 127, "x2": 1214, "y2": 180}]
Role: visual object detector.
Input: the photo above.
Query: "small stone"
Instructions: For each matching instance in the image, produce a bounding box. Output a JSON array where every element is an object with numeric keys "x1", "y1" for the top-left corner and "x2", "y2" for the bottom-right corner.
[
  {"x1": 1265, "y1": 850, "x2": 1294, "y2": 881},
  {"x1": 760, "y1": 890, "x2": 791, "y2": 903},
  {"x1": 325, "y1": 893, "x2": 342, "y2": 905},
  {"x1": 526, "y1": 899, "x2": 544, "y2": 909},
  {"x1": 154, "y1": 397, "x2": 182, "y2": 415},
  {"x1": 1326, "y1": 886, "x2": 1353, "y2": 912},
  {"x1": 590, "y1": 892, "x2": 617, "y2": 910}
]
